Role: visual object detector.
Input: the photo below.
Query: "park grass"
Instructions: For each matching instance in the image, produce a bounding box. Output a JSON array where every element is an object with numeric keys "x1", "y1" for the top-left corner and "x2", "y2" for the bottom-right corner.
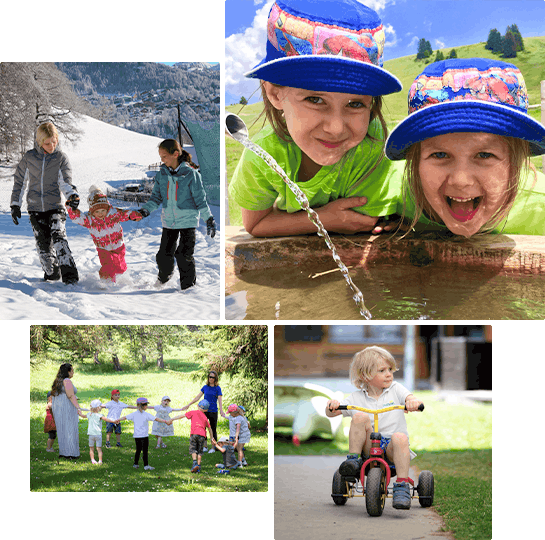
[
  {"x1": 226, "y1": 36, "x2": 545, "y2": 226},
  {"x1": 30, "y1": 360, "x2": 268, "y2": 492},
  {"x1": 274, "y1": 392, "x2": 491, "y2": 540}
]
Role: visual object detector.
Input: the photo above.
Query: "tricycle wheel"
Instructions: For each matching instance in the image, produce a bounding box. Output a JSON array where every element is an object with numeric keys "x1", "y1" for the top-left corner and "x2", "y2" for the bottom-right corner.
[
  {"x1": 417, "y1": 470, "x2": 434, "y2": 507},
  {"x1": 366, "y1": 467, "x2": 386, "y2": 517},
  {"x1": 332, "y1": 469, "x2": 348, "y2": 505}
]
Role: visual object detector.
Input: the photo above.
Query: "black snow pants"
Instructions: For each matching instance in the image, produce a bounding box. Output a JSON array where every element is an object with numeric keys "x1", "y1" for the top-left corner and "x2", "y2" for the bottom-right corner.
[
  {"x1": 29, "y1": 209, "x2": 79, "y2": 284},
  {"x1": 156, "y1": 227, "x2": 196, "y2": 290}
]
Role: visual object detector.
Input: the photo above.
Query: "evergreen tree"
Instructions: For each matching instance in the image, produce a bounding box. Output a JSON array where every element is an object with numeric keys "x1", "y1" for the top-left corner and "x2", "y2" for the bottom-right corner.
[
  {"x1": 416, "y1": 38, "x2": 433, "y2": 60},
  {"x1": 448, "y1": 49, "x2": 458, "y2": 59},
  {"x1": 502, "y1": 31, "x2": 517, "y2": 58},
  {"x1": 485, "y1": 28, "x2": 503, "y2": 53},
  {"x1": 507, "y1": 24, "x2": 524, "y2": 51},
  {"x1": 434, "y1": 50, "x2": 445, "y2": 62}
]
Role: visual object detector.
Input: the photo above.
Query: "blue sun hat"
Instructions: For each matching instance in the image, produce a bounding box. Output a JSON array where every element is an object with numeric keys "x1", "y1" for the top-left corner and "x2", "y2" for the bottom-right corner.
[
  {"x1": 198, "y1": 399, "x2": 210, "y2": 410},
  {"x1": 245, "y1": 0, "x2": 402, "y2": 96},
  {"x1": 385, "y1": 57, "x2": 545, "y2": 160}
]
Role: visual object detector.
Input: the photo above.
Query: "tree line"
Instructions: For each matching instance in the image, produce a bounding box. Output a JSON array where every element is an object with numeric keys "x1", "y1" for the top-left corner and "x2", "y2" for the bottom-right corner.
[
  {"x1": 30, "y1": 325, "x2": 268, "y2": 414},
  {"x1": 415, "y1": 23, "x2": 524, "y2": 64}
]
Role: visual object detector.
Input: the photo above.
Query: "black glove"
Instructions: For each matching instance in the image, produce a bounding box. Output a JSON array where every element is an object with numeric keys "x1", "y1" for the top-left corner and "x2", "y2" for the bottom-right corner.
[
  {"x1": 66, "y1": 193, "x2": 80, "y2": 210},
  {"x1": 10, "y1": 205, "x2": 21, "y2": 225},
  {"x1": 206, "y1": 216, "x2": 216, "y2": 238},
  {"x1": 138, "y1": 208, "x2": 150, "y2": 218}
]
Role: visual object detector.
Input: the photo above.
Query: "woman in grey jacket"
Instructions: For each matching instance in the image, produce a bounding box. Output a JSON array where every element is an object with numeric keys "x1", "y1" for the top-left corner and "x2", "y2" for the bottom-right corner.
[
  {"x1": 138, "y1": 139, "x2": 216, "y2": 290},
  {"x1": 10, "y1": 122, "x2": 80, "y2": 284}
]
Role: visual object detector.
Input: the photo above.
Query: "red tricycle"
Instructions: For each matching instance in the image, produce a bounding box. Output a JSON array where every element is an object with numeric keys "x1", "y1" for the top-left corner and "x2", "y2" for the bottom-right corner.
[{"x1": 331, "y1": 404, "x2": 434, "y2": 517}]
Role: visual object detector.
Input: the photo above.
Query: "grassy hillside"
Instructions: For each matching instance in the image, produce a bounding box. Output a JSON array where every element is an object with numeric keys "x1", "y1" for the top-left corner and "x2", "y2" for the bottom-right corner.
[{"x1": 226, "y1": 37, "x2": 545, "y2": 226}]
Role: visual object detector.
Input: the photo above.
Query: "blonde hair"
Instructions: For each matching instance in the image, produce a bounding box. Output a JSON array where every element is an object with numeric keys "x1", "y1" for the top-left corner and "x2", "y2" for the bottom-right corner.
[
  {"x1": 349, "y1": 346, "x2": 398, "y2": 390},
  {"x1": 36, "y1": 122, "x2": 58, "y2": 148},
  {"x1": 90, "y1": 406, "x2": 101, "y2": 414},
  {"x1": 401, "y1": 136, "x2": 535, "y2": 236}
]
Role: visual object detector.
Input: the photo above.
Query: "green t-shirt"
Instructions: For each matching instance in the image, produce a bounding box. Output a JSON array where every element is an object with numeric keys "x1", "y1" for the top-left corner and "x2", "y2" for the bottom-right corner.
[
  {"x1": 399, "y1": 167, "x2": 545, "y2": 236},
  {"x1": 229, "y1": 119, "x2": 404, "y2": 217}
]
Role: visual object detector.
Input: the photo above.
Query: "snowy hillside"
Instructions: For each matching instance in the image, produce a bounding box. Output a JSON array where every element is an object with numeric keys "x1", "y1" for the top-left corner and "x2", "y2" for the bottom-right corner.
[{"x1": 0, "y1": 115, "x2": 220, "y2": 320}]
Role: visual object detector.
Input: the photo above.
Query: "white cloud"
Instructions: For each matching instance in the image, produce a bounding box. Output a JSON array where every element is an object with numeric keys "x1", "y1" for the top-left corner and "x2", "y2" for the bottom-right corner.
[
  {"x1": 383, "y1": 23, "x2": 398, "y2": 48},
  {"x1": 225, "y1": 1, "x2": 273, "y2": 99},
  {"x1": 435, "y1": 38, "x2": 446, "y2": 50}
]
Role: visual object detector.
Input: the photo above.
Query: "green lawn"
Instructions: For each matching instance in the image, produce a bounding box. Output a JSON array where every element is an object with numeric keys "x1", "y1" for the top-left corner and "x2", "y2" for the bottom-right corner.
[
  {"x1": 31, "y1": 361, "x2": 268, "y2": 492},
  {"x1": 274, "y1": 392, "x2": 491, "y2": 540}
]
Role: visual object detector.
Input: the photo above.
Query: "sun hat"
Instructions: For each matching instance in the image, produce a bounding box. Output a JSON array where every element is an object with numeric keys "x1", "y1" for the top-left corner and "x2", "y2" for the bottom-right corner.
[
  {"x1": 162, "y1": 396, "x2": 171, "y2": 401},
  {"x1": 227, "y1": 403, "x2": 238, "y2": 413},
  {"x1": 385, "y1": 57, "x2": 545, "y2": 160},
  {"x1": 245, "y1": 0, "x2": 402, "y2": 96},
  {"x1": 218, "y1": 436, "x2": 230, "y2": 443},
  {"x1": 198, "y1": 399, "x2": 210, "y2": 410},
  {"x1": 136, "y1": 397, "x2": 149, "y2": 405},
  {"x1": 90, "y1": 399, "x2": 102, "y2": 408},
  {"x1": 88, "y1": 184, "x2": 110, "y2": 215}
]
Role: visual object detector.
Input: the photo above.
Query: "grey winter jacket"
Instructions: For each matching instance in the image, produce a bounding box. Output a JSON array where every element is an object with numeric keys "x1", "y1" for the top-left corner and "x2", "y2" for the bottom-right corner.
[{"x1": 11, "y1": 141, "x2": 78, "y2": 213}]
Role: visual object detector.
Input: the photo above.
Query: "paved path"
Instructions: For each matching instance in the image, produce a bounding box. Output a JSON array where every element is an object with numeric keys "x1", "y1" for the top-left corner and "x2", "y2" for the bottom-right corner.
[{"x1": 275, "y1": 455, "x2": 454, "y2": 540}]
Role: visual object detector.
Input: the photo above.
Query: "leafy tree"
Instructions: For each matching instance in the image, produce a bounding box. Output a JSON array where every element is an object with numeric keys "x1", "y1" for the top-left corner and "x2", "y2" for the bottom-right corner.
[
  {"x1": 239, "y1": 96, "x2": 248, "y2": 105},
  {"x1": 502, "y1": 31, "x2": 517, "y2": 58},
  {"x1": 485, "y1": 28, "x2": 503, "y2": 54}
]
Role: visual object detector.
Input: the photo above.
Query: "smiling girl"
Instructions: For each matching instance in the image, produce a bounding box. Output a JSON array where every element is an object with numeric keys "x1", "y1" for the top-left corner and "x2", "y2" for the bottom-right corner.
[
  {"x1": 228, "y1": 0, "x2": 405, "y2": 237},
  {"x1": 385, "y1": 58, "x2": 545, "y2": 237}
]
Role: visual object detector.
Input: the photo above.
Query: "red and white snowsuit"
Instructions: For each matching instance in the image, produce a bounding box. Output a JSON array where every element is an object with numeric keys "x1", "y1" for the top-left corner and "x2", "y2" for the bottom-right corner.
[{"x1": 67, "y1": 205, "x2": 136, "y2": 281}]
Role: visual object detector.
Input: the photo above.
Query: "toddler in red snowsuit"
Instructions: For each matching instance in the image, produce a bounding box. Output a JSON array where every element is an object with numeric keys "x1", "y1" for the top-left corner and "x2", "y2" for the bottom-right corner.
[{"x1": 66, "y1": 185, "x2": 142, "y2": 282}]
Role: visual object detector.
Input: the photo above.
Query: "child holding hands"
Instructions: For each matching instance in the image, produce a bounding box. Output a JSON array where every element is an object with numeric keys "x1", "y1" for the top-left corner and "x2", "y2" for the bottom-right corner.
[
  {"x1": 137, "y1": 139, "x2": 216, "y2": 290},
  {"x1": 118, "y1": 397, "x2": 170, "y2": 470},
  {"x1": 150, "y1": 396, "x2": 183, "y2": 448},
  {"x1": 168, "y1": 399, "x2": 216, "y2": 473},
  {"x1": 80, "y1": 399, "x2": 119, "y2": 464},
  {"x1": 66, "y1": 184, "x2": 143, "y2": 283},
  {"x1": 326, "y1": 346, "x2": 423, "y2": 510}
]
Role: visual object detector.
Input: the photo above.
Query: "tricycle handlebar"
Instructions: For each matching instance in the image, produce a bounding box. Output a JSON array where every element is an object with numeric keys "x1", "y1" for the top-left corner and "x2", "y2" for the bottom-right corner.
[{"x1": 336, "y1": 403, "x2": 424, "y2": 413}]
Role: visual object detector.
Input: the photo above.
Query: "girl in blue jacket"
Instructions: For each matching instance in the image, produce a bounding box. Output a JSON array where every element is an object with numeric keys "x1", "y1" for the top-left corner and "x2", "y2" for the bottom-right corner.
[{"x1": 139, "y1": 139, "x2": 216, "y2": 290}]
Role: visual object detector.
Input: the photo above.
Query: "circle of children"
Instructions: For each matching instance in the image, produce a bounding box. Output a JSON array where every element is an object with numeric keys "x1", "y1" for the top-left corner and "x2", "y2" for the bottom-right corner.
[
  {"x1": 45, "y1": 388, "x2": 250, "y2": 474},
  {"x1": 11, "y1": 130, "x2": 216, "y2": 288},
  {"x1": 229, "y1": 0, "x2": 545, "y2": 239}
]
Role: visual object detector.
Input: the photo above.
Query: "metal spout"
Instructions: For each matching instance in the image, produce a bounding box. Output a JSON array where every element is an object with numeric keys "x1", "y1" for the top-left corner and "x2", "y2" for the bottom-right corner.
[{"x1": 225, "y1": 113, "x2": 249, "y2": 143}]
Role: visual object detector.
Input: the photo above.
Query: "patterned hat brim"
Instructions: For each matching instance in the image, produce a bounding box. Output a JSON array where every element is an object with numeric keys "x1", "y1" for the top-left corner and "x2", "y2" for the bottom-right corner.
[
  {"x1": 385, "y1": 100, "x2": 545, "y2": 160},
  {"x1": 245, "y1": 55, "x2": 402, "y2": 96}
]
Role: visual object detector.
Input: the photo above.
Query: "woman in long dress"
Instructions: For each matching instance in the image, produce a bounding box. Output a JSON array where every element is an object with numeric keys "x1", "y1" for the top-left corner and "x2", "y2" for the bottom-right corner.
[{"x1": 50, "y1": 363, "x2": 84, "y2": 459}]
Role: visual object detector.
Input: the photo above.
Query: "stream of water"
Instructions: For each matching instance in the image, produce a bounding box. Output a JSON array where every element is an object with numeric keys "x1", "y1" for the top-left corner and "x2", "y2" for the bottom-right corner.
[{"x1": 237, "y1": 137, "x2": 372, "y2": 319}]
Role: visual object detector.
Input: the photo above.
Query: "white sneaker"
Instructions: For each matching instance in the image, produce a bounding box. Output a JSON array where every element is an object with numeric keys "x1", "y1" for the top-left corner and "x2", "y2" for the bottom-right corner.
[{"x1": 144, "y1": 465, "x2": 155, "y2": 471}]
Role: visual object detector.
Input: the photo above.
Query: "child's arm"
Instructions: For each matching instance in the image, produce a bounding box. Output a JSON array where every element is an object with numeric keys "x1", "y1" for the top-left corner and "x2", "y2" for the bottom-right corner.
[
  {"x1": 166, "y1": 414, "x2": 186, "y2": 425},
  {"x1": 207, "y1": 425, "x2": 216, "y2": 447},
  {"x1": 101, "y1": 416, "x2": 117, "y2": 423}
]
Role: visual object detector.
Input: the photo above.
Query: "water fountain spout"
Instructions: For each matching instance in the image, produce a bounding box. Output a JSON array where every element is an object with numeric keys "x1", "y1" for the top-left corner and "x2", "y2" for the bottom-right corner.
[{"x1": 225, "y1": 113, "x2": 249, "y2": 144}]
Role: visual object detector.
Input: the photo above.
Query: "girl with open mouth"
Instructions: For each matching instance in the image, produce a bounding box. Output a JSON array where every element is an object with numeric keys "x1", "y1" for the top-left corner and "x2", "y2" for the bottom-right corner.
[{"x1": 385, "y1": 58, "x2": 545, "y2": 237}]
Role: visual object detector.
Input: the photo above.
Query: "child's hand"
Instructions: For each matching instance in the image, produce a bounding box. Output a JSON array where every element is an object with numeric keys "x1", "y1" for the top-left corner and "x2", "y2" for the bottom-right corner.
[
  {"x1": 405, "y1": 398, "x2": 423, "y2": 412},
  {"x1": 326, "y1": 399, "x2": 340, "y2": 413},
  {"x1": 316, "y1": 197, "x2": 381, "y2": 234},
  {"x1": 206, "y1": 216, "x2": 216, "y2": 238},
  {"x1": 128, "y1": 210, "x2": 143, "y2": 221}
]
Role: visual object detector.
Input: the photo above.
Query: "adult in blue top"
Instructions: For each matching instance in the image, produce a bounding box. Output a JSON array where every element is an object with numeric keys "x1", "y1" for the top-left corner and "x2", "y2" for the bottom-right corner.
[{"x1": 182, "y1": 370, "x2": 226, "y2": 452}]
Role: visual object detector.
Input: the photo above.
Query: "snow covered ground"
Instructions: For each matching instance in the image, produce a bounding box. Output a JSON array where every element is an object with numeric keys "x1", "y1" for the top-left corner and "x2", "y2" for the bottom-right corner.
[{"x1": 0, "y1": 115, "x2": 220, "y2": 320}]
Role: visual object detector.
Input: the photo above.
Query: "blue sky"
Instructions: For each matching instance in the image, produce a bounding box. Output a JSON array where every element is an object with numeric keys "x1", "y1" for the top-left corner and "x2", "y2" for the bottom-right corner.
[{"x1": 225, "y1": 0, "x2": 545, "y2": 104}]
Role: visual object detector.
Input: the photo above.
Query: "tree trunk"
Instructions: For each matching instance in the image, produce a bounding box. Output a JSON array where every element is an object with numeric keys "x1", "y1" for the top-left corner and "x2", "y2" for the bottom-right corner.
[
  {"x1": 156, "y1": 339, "x2": 164, "y2": 369},
  {"x1": 112, "y1": 353, "x2": 123, "y2": 371}
]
